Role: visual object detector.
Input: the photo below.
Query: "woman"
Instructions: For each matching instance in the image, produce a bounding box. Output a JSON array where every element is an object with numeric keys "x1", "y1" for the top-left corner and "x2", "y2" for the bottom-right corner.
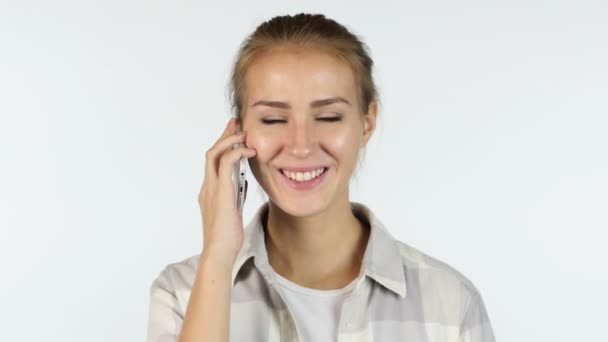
[{"x1": 147, "y1": 13, "x2": 496, "y2": 342}]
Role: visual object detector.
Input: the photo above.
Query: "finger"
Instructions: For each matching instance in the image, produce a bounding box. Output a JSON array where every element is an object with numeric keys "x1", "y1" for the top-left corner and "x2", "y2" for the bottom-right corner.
[
  {"x1": 222, "y1": 117, "x2": 237, "y2": 138},
  {"x1": 204, "y1": 118, "x2": 241, "y2": 174},
  {"x1": 221, "y1": 117, "x2": 241, "y2": 142},
  {"x1": 205, "y1": 131, "x2": 247, "y2": 179},
  {"x1": 217, "y1": 147, "x2": 256, "y2": 186},
  {"x1": 202, "y1": 118, "x2": 235, "y2": 180},
  {"x1": 209, "y1": 118, "x2": 238, "y2": 152}
]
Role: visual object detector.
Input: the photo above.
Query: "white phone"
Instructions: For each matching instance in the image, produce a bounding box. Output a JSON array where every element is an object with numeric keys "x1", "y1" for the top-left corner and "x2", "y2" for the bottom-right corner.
[{"x1": 232, "y1": 119, "x2": 248, "y2": 210}]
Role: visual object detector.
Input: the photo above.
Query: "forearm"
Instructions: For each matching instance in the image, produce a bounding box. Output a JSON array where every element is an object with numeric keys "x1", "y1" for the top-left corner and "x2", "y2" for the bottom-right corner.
[{"x1": 178, "y1": 252, "x2": 233, "y2": 342}]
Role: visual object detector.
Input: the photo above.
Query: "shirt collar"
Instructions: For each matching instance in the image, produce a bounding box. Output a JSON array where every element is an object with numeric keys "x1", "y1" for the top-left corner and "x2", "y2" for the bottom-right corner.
[{"x1": 230, "y1": 201, "x2": 407, "y2": 299}]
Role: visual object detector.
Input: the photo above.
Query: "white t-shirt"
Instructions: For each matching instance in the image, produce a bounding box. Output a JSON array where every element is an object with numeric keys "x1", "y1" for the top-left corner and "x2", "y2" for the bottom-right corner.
[{"x1": 271, "y1": 269, "x2": 360, "y2": 342}]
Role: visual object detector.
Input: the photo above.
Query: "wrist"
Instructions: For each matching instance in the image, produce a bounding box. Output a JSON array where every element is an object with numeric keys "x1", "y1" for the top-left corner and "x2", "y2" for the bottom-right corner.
[{"x1": 200, "y1": 249, "x2": 236, "y2": 271}]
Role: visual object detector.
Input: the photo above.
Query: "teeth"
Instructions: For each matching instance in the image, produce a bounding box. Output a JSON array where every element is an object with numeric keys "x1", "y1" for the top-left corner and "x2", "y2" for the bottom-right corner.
[{"x1": 282, "y1": 167, "x2": 326, "y2": 182}]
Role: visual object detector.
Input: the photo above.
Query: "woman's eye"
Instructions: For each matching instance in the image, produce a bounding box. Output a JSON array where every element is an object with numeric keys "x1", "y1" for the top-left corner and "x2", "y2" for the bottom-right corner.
[
  {"x1": 261, "y1": 117, "x2": 342, "y2": 125},
  {"x1": 318, "y1": 117, "x2": 342, "y2": 122},
  {"x1": 261, "y1": 119, "x2": 286, "y2": 124}
]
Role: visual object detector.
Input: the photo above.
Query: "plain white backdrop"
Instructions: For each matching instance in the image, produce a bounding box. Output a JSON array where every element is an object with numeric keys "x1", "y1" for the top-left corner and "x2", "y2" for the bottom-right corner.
[{"x1": 1, "y1": 1, "x2": 606, "y2": 341}]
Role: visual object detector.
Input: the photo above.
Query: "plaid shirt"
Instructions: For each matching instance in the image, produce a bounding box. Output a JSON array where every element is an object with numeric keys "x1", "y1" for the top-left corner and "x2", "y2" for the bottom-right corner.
[{"x1": 147, "y1": 201, "x2": 496, "y2": 342}]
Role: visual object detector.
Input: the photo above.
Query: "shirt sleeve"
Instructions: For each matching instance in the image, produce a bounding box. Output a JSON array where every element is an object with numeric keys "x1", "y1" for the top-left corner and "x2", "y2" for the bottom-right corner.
[
  {"x1": 459, "y1": 292, "x2": 496, "y2": 342},
  {"x1": 146, "y1": 266, "x2": 184, "y2": 342}
]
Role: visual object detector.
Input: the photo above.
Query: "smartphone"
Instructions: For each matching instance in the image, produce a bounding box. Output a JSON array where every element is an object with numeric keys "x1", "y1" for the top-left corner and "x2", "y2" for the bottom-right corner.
[{"x1": 232, "y1": 119, "x2": 248, "y2": 210}]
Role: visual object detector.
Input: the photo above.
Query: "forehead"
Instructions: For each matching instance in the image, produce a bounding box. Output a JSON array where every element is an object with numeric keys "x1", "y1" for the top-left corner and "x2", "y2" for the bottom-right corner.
[{"x1": 244, "y1": 47, "x2": 357, "y2": 106}]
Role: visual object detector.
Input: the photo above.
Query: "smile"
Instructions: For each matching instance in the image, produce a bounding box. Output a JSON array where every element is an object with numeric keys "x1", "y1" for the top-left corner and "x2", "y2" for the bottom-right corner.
[{"x1": 277, "y1": 167, "x2": 329, "y2": 190}]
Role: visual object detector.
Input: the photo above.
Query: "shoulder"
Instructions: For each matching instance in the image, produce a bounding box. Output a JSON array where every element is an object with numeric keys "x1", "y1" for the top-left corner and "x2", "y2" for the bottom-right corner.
[
  {"x1": 149, "y1": 253, "x2": 202, "y2": 312},
  {"x1": 392, "y1": 239, "x2": 495, "y2": 340},
  {"x1": 394, "y1": 239, "x2": 483, "y2": 316},
  {"x1": 154, "y1": 253, "x2": 202, "y2": 283}
]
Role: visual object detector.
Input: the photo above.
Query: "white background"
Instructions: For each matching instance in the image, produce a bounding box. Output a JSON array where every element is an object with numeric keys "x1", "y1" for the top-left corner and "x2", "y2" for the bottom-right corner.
[{"x1": 1, "y1": 1, "x2": 606, "y2": 341}]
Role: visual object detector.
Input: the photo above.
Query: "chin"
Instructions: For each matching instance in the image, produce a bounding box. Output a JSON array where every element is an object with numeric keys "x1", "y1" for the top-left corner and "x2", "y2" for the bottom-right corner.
[
  {"x1": 286, "y1": 201, "x2": 327, "y2": 217},
  {"x1": 268, "y1": 195, "x2": 329, "y2": 218}
]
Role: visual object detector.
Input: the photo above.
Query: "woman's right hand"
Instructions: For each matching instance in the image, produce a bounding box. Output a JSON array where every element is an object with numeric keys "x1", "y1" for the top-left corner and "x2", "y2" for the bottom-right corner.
[{"x1": 197, "y1": 117, "x2": 256, "y2": 269}]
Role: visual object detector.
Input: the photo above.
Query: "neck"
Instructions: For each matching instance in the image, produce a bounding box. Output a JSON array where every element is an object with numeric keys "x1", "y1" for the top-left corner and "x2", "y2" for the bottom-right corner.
[{"x1": 263, "y1": 198, "x2": 370, "y2": 290}]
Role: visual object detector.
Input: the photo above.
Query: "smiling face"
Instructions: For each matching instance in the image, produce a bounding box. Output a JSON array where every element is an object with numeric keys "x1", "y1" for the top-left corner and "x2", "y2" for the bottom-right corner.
[{"x1": 241, "y1": 46, "x2": 377, "y2": 217}]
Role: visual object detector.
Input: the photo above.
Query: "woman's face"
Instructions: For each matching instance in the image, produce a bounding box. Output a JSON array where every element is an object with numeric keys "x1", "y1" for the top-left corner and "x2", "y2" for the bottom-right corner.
[{"x1": 242, "y1": 47, "x2": 376, "y2": 216}]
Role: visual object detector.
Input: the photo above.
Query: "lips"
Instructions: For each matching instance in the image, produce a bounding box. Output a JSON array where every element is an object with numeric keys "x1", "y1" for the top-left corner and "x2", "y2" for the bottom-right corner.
[{"x1": 276, "y1": 166, "x2": 330, "y2": 190}]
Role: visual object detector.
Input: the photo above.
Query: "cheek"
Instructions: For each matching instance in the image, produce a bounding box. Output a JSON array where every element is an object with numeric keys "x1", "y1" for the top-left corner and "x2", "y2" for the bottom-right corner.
[
  {"x1": 244, "y1": 124, "x2": 361, "y2": 161},
  {"x1": 322, "y1": 127, "x2": 361, "y2": 160},
  {"x1": 245, "y1": 132, "x2": 277, "y2": 160}
]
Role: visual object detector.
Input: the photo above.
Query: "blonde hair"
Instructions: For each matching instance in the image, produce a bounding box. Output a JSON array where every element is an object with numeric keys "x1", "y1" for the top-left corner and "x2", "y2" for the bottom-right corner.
[{"x1": 225, "y1": 13, "x2": 381, "y2": 197}]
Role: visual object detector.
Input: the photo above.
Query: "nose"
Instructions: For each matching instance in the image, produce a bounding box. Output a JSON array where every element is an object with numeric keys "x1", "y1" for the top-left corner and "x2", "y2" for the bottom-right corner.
[{"x1": 285, "y1": 119, "x2": 316, "y2": 158}]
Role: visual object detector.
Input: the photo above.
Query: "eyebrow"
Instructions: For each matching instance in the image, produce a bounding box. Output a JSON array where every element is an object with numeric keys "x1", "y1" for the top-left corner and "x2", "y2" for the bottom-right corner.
[{"x1": 250, "y1": 96, "x2": 352, "y2": 109}]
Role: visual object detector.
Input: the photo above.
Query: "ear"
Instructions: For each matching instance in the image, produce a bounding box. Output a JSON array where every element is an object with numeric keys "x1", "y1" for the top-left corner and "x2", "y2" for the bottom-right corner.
[{"x1": 361, "y1": 101, "x2": 378, "y2": 148}]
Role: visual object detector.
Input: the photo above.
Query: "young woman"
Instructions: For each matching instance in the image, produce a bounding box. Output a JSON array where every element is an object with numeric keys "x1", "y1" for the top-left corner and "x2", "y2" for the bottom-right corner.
[{"x1": 147, "y1": 13, "x2": 496, "y2": 342}]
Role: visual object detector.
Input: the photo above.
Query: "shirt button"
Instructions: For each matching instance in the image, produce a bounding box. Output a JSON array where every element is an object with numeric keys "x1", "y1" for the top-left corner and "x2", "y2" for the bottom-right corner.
[{"x1": 346, "y1": 322, "x2": 354, "y2": 329}]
